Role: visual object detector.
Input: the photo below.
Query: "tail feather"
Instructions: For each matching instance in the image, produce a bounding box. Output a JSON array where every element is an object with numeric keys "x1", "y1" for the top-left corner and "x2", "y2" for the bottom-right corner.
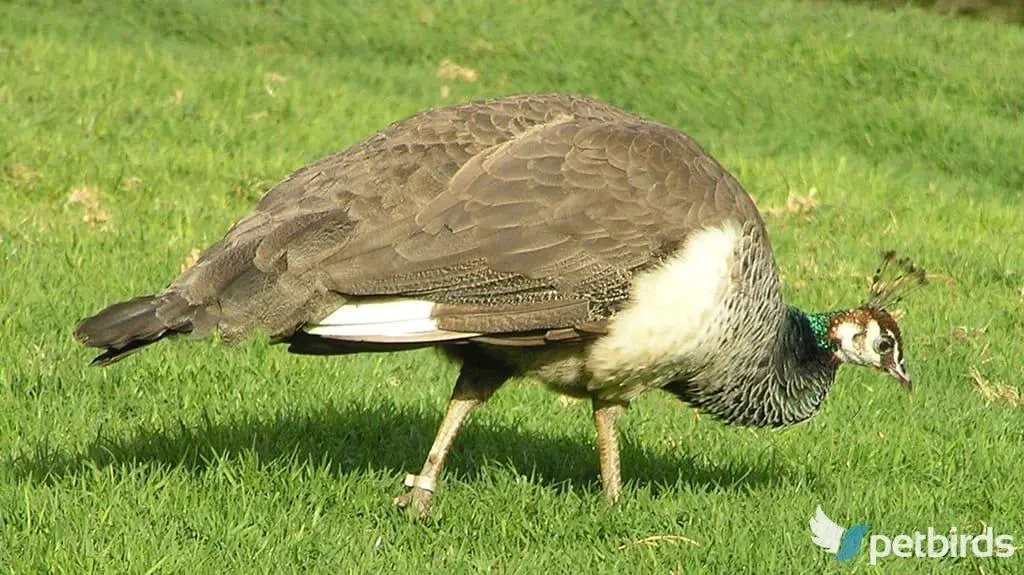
[{"x1": 74, "y1": 293, "x2": 194, "y2": 366}]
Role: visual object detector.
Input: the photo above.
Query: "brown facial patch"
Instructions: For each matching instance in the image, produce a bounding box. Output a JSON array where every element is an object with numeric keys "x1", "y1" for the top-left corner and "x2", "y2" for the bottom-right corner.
[
  {"x1": 827, "y1": 307, "x2": 902, "y2": 344},
  {"x1": 827, "y1": 308, "x2": 870, "y2": 342},
  {"x1": 870, "y1": 307, "x2": 902, "y2": 342},
  {"x1": 866, "y1": 306, "x2": 907, "y2": 375}
]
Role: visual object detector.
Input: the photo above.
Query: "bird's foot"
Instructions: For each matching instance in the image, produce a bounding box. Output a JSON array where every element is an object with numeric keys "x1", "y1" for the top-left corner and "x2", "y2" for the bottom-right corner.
[{"x1": 394, "y1": 474, "x2": 435, "y2": 518}]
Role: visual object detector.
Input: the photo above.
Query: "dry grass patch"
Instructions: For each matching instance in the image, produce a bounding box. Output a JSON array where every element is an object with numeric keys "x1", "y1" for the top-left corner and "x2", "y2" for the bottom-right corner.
[
  {"x1": 180, "y1": 248, "x2": 202, "y2": 273},
  {"x1": 436, "y1": 59, "x2": 478, "y2": 83},
  {"x1": 65, "y1": 185, "x2": 110, "y2": 229},
  {"x1": 760, "y1": 188, "x2": 819, "y2": 218},
  {"x1": 970, "y1": 367, "x2": 1021, "y2": 408}
]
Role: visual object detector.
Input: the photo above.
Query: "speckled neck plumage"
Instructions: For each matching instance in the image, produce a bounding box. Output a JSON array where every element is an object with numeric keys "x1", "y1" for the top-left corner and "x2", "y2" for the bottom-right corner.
[{"x1": 665, "y1": 306, "x2": 840, "y2": 428}]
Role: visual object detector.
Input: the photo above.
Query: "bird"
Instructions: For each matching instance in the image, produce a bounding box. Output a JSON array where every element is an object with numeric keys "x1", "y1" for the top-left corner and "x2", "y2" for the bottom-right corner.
[
  {"x1": 75, "y1": 93, "x2": 926, "y2": 516},
  {"x1": 810, "y1": 506, "x2": 870, "y2": 561}
]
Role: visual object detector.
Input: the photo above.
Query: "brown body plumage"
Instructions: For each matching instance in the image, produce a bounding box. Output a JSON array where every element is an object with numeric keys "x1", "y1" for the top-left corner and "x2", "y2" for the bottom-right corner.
[
  {"x1": 76, "y1": 94, "x2": 921, "y2": 515},
  {"x1": 77, "y1": 94, "x2": 760, "y2": 361}
]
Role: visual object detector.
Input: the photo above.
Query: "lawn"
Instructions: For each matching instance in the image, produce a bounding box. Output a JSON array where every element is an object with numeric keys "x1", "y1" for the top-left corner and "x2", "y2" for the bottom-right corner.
[
  {"x1": 852, "y1": 0, "x2": 1024, "y2": 24},
  {"x1": 1, "y1": 0, "x2": 1023, "y2": 572}
]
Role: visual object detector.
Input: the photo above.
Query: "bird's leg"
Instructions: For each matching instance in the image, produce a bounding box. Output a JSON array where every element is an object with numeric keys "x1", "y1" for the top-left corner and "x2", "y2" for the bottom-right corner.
[
  {"x1": 395, "y1": 357, "x2": 507, "y2": 517},
  {"x1": 592, "y1": 397, "x2": 627, "y2": 503},
  {"x1": 394, "y1": 397, "x2": 477, "y2": 515}
]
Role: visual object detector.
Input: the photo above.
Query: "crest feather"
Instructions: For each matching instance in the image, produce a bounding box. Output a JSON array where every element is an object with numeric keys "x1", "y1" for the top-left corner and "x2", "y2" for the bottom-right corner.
[{"x1": 866, "y1": 251, "x2": 927, "y2": 309}]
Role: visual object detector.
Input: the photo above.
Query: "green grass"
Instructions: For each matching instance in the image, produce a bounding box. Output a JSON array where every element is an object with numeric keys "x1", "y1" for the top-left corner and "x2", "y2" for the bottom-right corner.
[
  {"x1": 850, "y1": 0, "x2": 1024, "y2": 24},
  {"x1": 1, "y1": 0, "x2": 1023, "y2": 572}
]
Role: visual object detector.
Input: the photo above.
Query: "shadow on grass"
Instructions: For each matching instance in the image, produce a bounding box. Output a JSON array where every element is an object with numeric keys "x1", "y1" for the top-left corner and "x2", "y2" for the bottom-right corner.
[{"x1": 9, "y1": 402, "x2": 809, "y2": 497}]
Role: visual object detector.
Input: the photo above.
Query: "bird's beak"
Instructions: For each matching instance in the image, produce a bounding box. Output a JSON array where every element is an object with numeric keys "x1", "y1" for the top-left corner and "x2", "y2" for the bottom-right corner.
[{"x1": 887, "y1": 364, "x2": 912, "y2": 392}]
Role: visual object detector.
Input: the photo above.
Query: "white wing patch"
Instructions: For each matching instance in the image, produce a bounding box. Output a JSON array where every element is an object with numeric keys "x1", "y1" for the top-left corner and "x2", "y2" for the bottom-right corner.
[
  {"x1": 587, "y1": 222, "x2": 739, "y2": 383},
  {"x1": 305, "y1": 297, "x2": 478, "y2": 342},
  {"x1": 810, "y1": 506, "x2": 845, "y2": 554}
]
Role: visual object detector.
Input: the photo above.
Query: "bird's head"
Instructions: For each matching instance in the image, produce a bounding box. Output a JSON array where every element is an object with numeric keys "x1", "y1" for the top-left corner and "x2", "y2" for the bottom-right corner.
[
  {"x1": 828, "y1": 306, "x2": 911, "y2": 390},
  {"x1": 825, "y1": 251, "x2": 927, "y2": 392}
]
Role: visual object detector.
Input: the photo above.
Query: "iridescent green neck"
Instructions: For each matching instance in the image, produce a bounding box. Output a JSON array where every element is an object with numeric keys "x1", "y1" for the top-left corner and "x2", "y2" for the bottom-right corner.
[{"x1": 789, "y1": 307, "x2": 839, "y2": 353}]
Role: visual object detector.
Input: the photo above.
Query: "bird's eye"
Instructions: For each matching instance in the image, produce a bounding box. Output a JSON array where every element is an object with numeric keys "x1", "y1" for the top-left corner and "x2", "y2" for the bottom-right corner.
[{"x1": 875, "y1": 337, "x2": 893, "y2": 354}]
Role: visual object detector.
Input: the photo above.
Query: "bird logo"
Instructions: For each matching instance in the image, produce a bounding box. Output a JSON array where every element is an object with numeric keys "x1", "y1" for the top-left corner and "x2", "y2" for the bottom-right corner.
[{"x1": 810, "y1": 506, "x2": 870, "y2": 561}]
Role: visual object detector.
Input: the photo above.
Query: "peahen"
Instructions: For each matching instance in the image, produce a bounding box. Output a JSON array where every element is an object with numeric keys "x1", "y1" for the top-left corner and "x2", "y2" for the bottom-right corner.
[{"x1": 75, "y1": 94, "x2": 926, "y2": 515}]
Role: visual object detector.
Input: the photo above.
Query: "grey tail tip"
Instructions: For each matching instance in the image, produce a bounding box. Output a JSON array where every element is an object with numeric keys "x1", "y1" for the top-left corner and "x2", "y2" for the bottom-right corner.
[{"x1": 74, "y1": 294, "x2": 192, "y2": 366}]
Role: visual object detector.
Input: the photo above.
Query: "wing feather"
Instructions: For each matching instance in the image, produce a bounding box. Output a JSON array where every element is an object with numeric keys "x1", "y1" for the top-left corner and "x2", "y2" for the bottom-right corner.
[{"x1": 164, "y1": 94, "x2": 761, "y2": 342}]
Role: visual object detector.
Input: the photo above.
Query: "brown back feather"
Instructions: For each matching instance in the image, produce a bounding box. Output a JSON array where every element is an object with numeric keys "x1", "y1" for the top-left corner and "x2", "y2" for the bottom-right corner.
[{"x1": 81, "y1": 94, "x2": 765, "y2": 357}]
